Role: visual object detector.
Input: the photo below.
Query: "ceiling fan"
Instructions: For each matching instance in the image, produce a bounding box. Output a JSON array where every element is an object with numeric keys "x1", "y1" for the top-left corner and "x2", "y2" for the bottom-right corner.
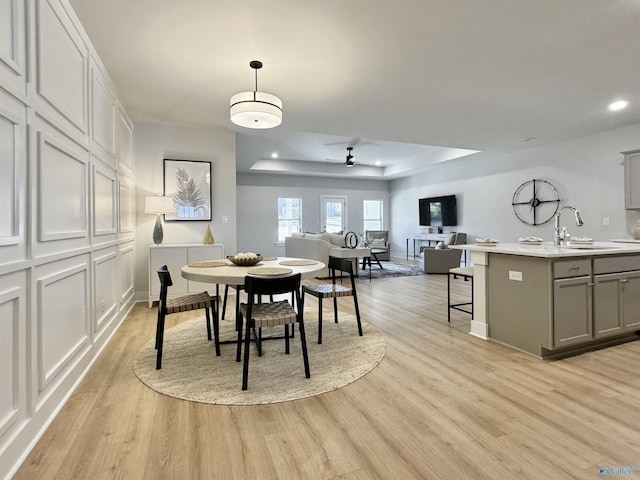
[
  {"x1": 326, "y1": 145, "x2": 370, "y2": 167},
  {"x1": 344, "y1": 146, "x2": 357, "y2": 167}
]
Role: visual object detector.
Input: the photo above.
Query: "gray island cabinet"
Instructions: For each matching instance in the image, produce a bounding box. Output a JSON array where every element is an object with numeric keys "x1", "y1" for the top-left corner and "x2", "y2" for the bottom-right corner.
[{"x1": 452, "y1": 242, "x2": 640, "y2": 358}]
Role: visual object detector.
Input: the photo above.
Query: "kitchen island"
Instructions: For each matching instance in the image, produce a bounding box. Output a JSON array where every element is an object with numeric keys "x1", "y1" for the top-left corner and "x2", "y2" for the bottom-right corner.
[{"x1": 451, "y1": 241, "x2": 640, "y2": 358}]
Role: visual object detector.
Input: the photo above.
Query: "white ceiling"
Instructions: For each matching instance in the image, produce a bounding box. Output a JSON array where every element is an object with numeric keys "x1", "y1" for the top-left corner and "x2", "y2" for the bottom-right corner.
[{"x1": 69, "y1": 0, "x2": 640, "y2": 179}]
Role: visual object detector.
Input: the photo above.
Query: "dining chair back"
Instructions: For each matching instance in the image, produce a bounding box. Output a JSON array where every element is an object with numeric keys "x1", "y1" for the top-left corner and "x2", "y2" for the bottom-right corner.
[
  {"x1": 236, "y1": 273, "x2": 310, "y2": 390},
  {"x1": 302, "y1": 256, "x2": 363, "y2": 344},
  {"x1": 156, "y1": 265, "x2": 219, "y2": 369}
]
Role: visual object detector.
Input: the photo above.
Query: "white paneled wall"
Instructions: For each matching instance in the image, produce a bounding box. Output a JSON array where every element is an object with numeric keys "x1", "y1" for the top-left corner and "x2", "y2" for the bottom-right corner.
[{"x1": 0, "y1": 1, "x2": 135, "y2": 477}]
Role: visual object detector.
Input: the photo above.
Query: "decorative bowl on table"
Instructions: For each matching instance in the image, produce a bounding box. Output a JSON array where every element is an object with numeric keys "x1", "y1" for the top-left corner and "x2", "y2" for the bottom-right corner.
[{"x1": 227, "y1": 253, "x2": 263, "y2": 266}]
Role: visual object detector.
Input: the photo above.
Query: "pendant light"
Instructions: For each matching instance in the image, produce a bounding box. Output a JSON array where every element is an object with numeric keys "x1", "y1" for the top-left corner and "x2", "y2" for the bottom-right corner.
[{"x1": 230, "y1": 60, "x2": 282, "y2": 129}]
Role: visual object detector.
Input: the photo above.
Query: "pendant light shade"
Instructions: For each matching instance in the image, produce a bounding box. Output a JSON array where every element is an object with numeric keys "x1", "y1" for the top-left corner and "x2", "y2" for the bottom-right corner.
[{"x1": 230, "y1": 60, "x2": 282, "y2": 129}]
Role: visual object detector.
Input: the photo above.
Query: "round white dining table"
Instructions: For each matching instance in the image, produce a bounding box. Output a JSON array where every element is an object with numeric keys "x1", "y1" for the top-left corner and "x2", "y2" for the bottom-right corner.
[{"x1": 181, "y1": 256, "x2": 325, "y2": 285}]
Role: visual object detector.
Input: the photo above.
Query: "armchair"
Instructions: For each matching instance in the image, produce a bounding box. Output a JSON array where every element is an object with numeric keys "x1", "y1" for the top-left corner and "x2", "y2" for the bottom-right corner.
[
  {"x1": 364, "y1": 230, "x2": 390, "y2": 261},
  {"x1": 418, "y1": 232, "x2": 466, "y2": 274}
]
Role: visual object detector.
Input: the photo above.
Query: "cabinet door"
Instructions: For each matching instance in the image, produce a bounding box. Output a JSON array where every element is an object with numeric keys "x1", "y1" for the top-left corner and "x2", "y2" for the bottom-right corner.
[
  {"x1": 622, "y1": 271, "x2": 640, "y2": 330},
  {"x1": 625, "y1": 151, "x2": 640, "y2": 209},
  {"x1": 149, "y1": 247, "x2": 189, "y2": 299},
  {"x1": 553, "y1": 277, "x2": 592, "y2": 348},
  {"x1": 593, "y1": 273, "x2": 623, "y2": 338},
  {"x1": 187, "y1": 245, "x2": 224, "y2": 294}
]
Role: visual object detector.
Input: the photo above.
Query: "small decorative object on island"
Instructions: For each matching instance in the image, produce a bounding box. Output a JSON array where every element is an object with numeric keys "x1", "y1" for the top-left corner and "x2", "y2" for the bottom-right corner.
[
  {"x1": 203, "y1": 225, "x2": 214, "y2": 244},
  {"x1": 631, "y1": 220, "x2": 640, "y2": 240}
]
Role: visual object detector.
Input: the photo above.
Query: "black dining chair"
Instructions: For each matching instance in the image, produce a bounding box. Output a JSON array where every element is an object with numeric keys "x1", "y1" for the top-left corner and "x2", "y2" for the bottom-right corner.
[
  {"x1": 236, "y1": 273, "x2": 310, "y2": 390},
  {"x1": 155, "y1": 265, "x2": 220, "y2": 370},
  {"x1": 302, "y1": 257, "x2": 363, "y2": 344}
]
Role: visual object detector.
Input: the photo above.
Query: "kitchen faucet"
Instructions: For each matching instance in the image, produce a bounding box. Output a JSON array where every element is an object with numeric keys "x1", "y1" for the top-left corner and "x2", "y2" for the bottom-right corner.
[{"x1": 554, "y1": 205, "x2": 583, "y2": 245}]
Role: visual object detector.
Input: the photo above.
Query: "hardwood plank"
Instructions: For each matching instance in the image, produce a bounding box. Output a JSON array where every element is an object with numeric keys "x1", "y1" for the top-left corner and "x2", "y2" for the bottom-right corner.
[{"x1": 14, "y1": 273, "x2": 640, "y2": 479}]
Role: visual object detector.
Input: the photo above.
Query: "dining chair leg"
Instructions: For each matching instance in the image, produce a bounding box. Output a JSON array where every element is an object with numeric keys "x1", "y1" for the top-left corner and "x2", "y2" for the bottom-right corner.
[
  {"x1": 285, "y1": 324, "x2": 290, "y2": 354},
  {"x1": 317, "y1": 297, "x2": 324, "y2": 344},
  {"x1": 204, "y1": 306, "x2": 212, "y2": 341},
  {"x1": 211, "y1": 304, "x2": 220, "y2": 356},
  {"x1": 156, "y1": 312, "x2": 166, "y2": 370},
  {"x1": 242, "y1": 318, "x2": 253, "y2": 390},
  {"x1": 298, "y1": 317, "x2": 311, "y2": 378},
  {"x1": 236, "y1": 314, "x2": 243, "y2": 362},
  {"x1": 155, "y1": 309, "x2": 162, "y2": 350},
  {"x1": 352, "y1": 291, "x2": 363, "y2": 336},
  {"x1": 333, "y1": 296, "x2": 339, "y2": 323}
]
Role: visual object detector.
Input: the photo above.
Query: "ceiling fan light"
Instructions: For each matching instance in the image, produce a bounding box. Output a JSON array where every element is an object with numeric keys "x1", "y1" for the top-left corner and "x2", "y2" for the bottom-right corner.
[{"x1": 230, "y1": 91, "x2": 282, "y2": 129}]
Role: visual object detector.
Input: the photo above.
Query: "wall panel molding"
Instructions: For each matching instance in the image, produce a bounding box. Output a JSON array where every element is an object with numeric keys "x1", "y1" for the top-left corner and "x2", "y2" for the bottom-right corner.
[
  {"x1": 0, "y1": 0, "x2": 27, "y2": 99},
  {"x1": 93, "y1": 249, "x2": 117, "y2": 332},
  {"x1": 34, "y1": 0, "x2": 88, "y2": 137},
  {"x1": 36, "y1": 262, "x2": 89, "y2": 395},
  {"x1": 0, "y1": 0, "x2": 136, "y2": 477},
  {"x1": 117, "y1": 106, "x2": 134, "y2": 177},
  {"x1": 90, "y1": 61, "x2": 117, "y2": 164},
  {"x1": 37, "y1": 130, "x2": 89, "y2": 242},
  {"x1": 119, "y1": 242, "x2": 135, "y2": 305},
  {"x1": 0, "y1": 89, "x2": 25, "y2": 248},
  {"x1": 118, "y1": 176, "x2": 134, "y2": 234},
  {"x1": 0, "y1": 286, "x2": 24, "y2": 439},
  {"x1": 92, "y1": 162, "x2": 117, "y2": 237}
]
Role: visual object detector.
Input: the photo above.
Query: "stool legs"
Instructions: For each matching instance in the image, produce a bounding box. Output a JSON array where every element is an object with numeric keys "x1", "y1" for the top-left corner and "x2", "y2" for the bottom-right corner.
[{"x1": 447, "y1": 272, "x2": 473, "y2": 322}]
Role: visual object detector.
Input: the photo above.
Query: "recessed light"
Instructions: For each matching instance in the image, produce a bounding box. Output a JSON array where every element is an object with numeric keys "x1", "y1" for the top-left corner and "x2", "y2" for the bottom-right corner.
[
  {"x1": 271, "y1": 152, "x2": 279, "y2": 158},
  {"x1": 375, "y1": 160, "x2": 382, "y2": 166},
  {"x1": 609, "y1": 100, "x2": 629, "y2": 112}
]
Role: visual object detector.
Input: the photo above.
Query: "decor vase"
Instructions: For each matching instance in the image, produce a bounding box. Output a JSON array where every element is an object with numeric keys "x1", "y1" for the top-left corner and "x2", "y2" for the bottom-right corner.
[
  {"x1": 203, "y1": 225, "x2": 215, "y2": 244},
  {"x1": 631, "y1": 220, "x2": 640, "y2": 240}
]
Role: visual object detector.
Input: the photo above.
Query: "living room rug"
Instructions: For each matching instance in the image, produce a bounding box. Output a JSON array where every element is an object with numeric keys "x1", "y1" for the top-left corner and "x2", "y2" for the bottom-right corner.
[
  {"x1": 133, "y1": 313, "x2": 386, "y2": 405},
  {"x1": 358, "y1": 261, "x2": 425, "y2": 280}
]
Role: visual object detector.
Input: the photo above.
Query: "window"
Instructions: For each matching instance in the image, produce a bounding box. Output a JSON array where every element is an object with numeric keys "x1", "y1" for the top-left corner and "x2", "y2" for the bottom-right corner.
[
  {"x1": 363, "y1": 200, "x2": 383, "y2": 231},
  {"x1": 277, "y1": 197, "x2": 302, "y2": 242}
]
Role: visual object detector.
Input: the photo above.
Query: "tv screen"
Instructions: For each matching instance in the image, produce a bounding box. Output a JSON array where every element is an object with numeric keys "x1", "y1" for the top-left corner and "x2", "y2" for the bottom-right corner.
[{"x1": 419, "y1": 195, "x2": 457, "y2": 227}]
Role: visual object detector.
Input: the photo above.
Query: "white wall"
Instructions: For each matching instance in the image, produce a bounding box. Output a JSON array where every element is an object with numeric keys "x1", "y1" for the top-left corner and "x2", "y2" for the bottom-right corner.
[
  {"x1": 236, "y1": 173, "x2": 390, "y2": 256},
  {"x1": 0, "y1": 1, "x2": 135, "y2": 477},
  {"x1": 134, "y1": 123, "x2": 237, "y2": 301},
  {"x1": 390, "y1": 123, "x2": 640, "y2": 258}
]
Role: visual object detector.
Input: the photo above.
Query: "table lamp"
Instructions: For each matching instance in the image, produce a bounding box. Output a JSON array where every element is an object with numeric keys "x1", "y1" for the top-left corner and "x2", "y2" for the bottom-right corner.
[{"x1": 145, "y1": 196, "x2": 174, "y2": 245}]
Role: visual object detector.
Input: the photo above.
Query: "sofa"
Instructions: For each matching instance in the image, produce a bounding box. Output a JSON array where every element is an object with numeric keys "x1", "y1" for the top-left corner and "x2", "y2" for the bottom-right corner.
[
  {"x1": 418, "y1": 232, "x2": 467, "y2": 274},
  {"x1": 284, "y1": 232, "x2": 349, "y2": 277}
]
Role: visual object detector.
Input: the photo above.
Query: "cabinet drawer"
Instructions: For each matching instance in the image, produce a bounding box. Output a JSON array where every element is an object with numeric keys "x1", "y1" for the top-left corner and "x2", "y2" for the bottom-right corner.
[
  {"x1": 593, "y1": 255, "x2": 640, "y2": 274},
  {"x1": 553, "y1": 259, "x2": 591, "y2": 279}
]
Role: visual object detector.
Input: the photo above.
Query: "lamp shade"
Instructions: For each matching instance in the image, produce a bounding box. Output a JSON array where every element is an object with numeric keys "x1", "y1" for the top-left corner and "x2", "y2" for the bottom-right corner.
[
  {"x1": 230, "y1": 91, "x2": 282, "y2": 129},
  {"x1": 145, "y1": 196, "x2": 174, "y2": 215}
]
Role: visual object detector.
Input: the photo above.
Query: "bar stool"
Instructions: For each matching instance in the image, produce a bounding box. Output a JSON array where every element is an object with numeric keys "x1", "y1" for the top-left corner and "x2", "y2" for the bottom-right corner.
[{"x1": 447, "y1": 266, "x2": 473, "y2": 322}]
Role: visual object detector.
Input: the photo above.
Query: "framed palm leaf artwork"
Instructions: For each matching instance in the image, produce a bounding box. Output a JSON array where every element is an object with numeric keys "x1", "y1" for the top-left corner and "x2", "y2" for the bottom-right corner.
[{"x1": 163, "y1": 159, "x2": 211, "y2": 221}]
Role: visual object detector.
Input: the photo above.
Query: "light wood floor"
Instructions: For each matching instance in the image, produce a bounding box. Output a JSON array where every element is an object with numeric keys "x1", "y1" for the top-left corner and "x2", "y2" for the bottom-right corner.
[{"x1": 15, "y1": 272, "x2": 640, "y2": 479}]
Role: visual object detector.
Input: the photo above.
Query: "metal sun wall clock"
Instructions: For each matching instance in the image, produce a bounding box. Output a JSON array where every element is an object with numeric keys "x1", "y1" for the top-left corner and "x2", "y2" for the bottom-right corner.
[{"x1": 512, "y1": 179, "x2": 560, "y2": 226}]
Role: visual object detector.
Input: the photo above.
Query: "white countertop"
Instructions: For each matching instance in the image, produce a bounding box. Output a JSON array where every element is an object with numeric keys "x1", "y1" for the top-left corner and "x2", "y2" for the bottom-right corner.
[{"x1": 450, "y1": 241, "x2": 640, "y2": 258}]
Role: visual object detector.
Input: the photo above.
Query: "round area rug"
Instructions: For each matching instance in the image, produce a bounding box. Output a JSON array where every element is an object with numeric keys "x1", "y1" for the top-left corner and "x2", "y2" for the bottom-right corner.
[{"x1": 133, "y1": 313, "x2": 386, "y2": 405}]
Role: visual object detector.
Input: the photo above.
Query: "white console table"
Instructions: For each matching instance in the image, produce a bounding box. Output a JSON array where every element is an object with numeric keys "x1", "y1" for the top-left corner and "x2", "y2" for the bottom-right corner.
[
  {"x1": 148, "y1": 243, "x2": 224, "y2": 307},
  {"x1": 406, "y1": 234, "x2": 448, "y2": 258}
]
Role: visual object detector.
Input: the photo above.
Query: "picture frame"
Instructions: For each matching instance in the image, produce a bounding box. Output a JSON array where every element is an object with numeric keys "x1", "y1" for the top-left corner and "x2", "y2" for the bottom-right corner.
[{"x1": 163, "y1": 159, "x2": 212, "y2": 221}]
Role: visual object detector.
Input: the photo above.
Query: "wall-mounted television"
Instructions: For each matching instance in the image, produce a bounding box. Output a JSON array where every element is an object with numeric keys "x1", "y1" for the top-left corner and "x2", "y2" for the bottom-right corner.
[{"x1": 419, "y1": 195, "x2": 457, "y2": 228}]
